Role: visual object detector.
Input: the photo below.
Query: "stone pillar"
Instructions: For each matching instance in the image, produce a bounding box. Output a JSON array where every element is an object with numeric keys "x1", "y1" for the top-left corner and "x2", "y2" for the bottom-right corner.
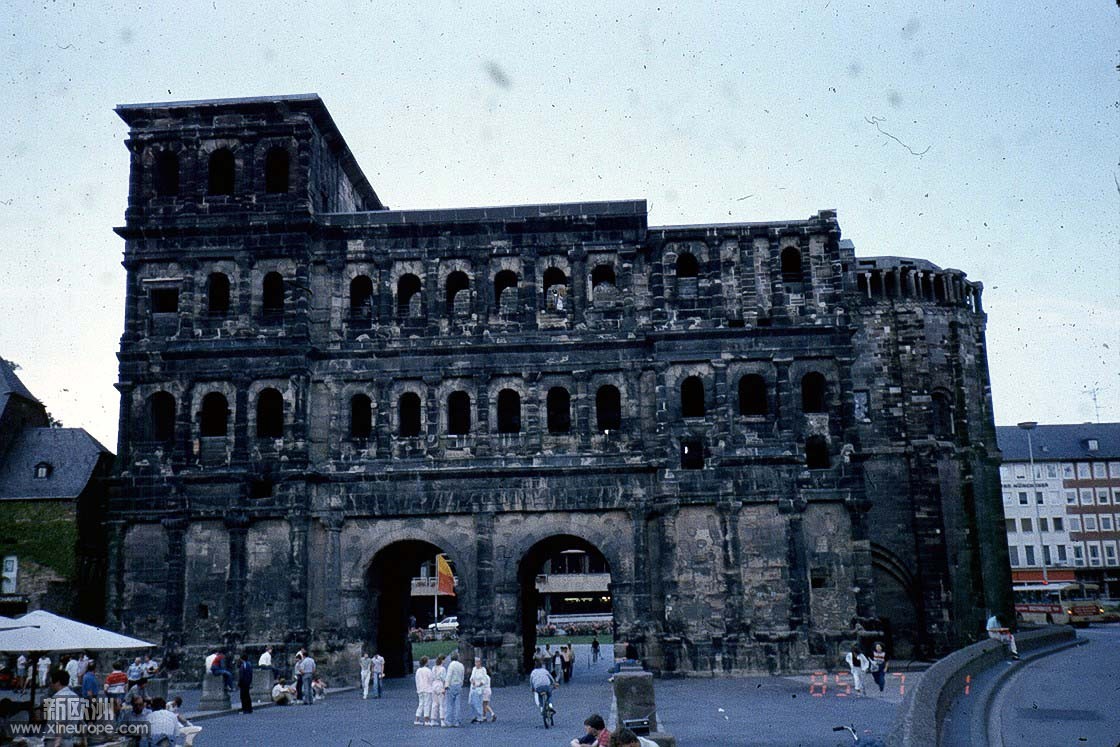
[
  {"x1": 570, "y1": 247, "x2": 587, "y2": 326},
  {"x1": 161, "y1": 516, "x2": 188, "y2": 647},
  {"x1": 249, "y1": 659, "x2": 274, "y2": 703},
  {"x1": 321, "y1": 514, "x2": 343, "y2": 628},
  {"x1": 288, "y1": 515, "x2": 310, "y2": 633},
  {"x1": 225, "y1": 512, "x2": 250, "y2": 637},
  {"x1": 105, "y1": 521, "x2": 127, "y2": 630},
  {"x1": 611, "y1": 669, "x2": 676, "y2": 746},
  {"x1": 198, "y1": 672, "x2": 231, "y2": 712}
]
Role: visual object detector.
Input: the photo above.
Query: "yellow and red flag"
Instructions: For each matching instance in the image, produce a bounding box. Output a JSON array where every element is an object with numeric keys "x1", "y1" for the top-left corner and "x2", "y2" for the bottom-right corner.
[{"x1": 436, "y1": 554, "x2": 456, "y2": 597}]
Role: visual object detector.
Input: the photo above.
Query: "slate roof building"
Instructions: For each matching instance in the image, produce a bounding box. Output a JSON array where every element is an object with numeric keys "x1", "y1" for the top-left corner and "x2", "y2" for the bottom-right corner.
[
  {"x1": 0, "y1": 360, "x2": 113, "y2": 619},
  {"x1": 106, "y1": 95, "x2": 1012, "y2": 680},
  {"x1": 996, "y1": 423, "x2": 1120, "y2": 597}
]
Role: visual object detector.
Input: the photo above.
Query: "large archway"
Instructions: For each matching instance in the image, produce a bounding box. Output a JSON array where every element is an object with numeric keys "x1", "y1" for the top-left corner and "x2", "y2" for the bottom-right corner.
[
  {"x1": 365, "y1": 540, "x2": 459, "y2": 678},
  {"x1": 517, "y1": 534, "x2": 613, "y2": 673}
]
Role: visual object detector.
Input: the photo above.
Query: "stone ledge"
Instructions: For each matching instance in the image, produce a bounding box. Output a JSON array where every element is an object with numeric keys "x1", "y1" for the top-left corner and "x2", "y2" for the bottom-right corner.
[{"x1": 886, "y1": 626, "x2": 1076, "y2": 747}]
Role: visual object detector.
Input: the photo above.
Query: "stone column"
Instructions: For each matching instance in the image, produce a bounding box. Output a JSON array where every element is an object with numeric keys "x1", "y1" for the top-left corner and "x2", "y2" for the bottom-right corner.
[
  {"x1": 162, "y1": 516, "x2": 189, "y2": 648},
  {"x1": 321, "y1": 513, "x2": 343, "y2": 629},
  {"x1": 225, "y1": 512, "x2": 250, "y2": 640},
  {"x1": 288, "y1": 515, "x2": 310, "y2": 634},
  {"x1": 570, "y1": 247, "x2": 587, "y2": 326},
  {"x1": 105, "y1": 521, "x2": 127, "y2": 629}
]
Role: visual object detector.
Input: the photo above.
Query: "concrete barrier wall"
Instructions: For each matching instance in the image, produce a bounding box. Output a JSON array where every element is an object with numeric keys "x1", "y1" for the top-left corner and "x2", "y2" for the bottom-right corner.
[{"x1": 887, "y1": 626, "x2": 1076, "y2": 747}]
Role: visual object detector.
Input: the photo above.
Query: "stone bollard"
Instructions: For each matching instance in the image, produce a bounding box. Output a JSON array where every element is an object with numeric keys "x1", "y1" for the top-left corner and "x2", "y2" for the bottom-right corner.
[
  {"x1": 198, "y1": 672, "x2": 230, "y2": 712},
  {"x1": 146, "y1": 677, "x2": 169, "y2": 702},
  {"x1": 611, "y1": 668, "x2": 676, "y2": 747},
  {"x1": 250, "y1": 665, "x2": 274, "y2": 703}
]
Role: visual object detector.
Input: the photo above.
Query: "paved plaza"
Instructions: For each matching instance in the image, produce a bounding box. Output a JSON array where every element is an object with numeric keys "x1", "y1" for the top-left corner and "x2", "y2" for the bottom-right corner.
[{"x1": 182, "y1": 645, "x2": 909, "y2": 746}]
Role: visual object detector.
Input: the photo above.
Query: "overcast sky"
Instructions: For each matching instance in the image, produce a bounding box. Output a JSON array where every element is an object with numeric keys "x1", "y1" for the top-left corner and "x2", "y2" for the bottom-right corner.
[{"x1": 1, "y1": 1, "x2": 1117, "y2": 449}]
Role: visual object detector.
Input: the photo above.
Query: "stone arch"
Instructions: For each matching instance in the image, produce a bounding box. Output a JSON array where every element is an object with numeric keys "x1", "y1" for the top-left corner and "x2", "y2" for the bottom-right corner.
[
  {"x1": 355, "y1": 524, "x2": 475, "y2": 677},
  {"x1": 871, "y1": 543, "x2": 921, "y2": 657}
]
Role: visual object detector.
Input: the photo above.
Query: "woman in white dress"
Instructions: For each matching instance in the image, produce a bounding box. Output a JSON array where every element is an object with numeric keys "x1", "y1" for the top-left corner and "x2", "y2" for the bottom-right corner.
[
  {"x1": 844, "y1": 645, "x2": 870, "y2": 695},
  {"x1": 429, "y1": 655, "x2": 447, "y2": 726},
  {"x1": 468, "y1": 658, "x2": 487, "y2": 723}
]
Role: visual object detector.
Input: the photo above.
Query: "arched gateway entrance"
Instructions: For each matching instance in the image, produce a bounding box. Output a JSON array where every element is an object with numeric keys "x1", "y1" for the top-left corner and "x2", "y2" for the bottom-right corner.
[
  {"x1": 517, "y1": 535, "x2": 613, "y2": 672},
  {"x1": 365, "y1": 540, "x2": 459, "y2": 677}
]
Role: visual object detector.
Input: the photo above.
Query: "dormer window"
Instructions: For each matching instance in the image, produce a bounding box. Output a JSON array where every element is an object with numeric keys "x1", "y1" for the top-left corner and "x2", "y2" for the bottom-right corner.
[{"x1": 34, "y1": 462, "x2": 51, "y2": 479}]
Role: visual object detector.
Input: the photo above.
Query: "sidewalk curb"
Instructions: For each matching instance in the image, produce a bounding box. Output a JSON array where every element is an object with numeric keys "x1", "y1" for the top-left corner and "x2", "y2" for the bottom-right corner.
[
  {"x1": 978, "y1": 638, "x2": 1086, "y2": 747},
  {"x1": 186, "y1": 686, "x2": 359, "y2": 722}
]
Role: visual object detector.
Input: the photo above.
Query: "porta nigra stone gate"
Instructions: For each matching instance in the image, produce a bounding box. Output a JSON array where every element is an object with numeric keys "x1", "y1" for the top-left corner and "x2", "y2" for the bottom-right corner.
[{"x1": 106, "y1": 94, "x2": 1013, "y2": 683}]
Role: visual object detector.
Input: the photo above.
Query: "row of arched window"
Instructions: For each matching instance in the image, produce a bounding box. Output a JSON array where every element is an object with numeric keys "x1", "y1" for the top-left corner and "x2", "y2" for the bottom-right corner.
[
  {"x1": 144, "y1": 372, "x2": 832, "y2": 443},
  {"x1": 152, "y1": 147, "x2": 290, "y2": 198},
  {"x1": 163, "y1": 248, "x2": 810, "y2": 322}
]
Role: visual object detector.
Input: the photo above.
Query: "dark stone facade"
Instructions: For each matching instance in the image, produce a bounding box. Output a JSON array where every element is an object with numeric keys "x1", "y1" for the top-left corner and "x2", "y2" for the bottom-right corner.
[{"x1": 106, "y1": 95, "x2": 1012, "y2": 682}]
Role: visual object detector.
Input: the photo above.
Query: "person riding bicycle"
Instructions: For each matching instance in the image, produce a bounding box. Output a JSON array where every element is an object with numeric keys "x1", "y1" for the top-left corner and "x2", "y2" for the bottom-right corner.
[{"x1": 530, "y1": 658, "x2": 558, "y2": 722}]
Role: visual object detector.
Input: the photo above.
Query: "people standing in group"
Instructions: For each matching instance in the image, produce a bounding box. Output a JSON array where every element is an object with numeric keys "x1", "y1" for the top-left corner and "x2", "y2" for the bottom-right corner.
[
  {"x1": 445, "y1": 652, "x2": 465, "y2": 726},
  {"x1": 297, "y1": 650, "x2": 316, "y2": 705},
  {"x1": 237, "y1": 652, "x2": 253, "y2": 714},
  {"x1": 371, "y1": 649, "x2": 385, "y2": 698},
  {"x1": 360, "y1": 651, "x2": 373, "y2": 699},
  {"x1": 870, "y1": 642, "x2": 888, "y2": 693},
  {"x1": 292, "y1": 650, "x2": 305, "y2": 702},
  {"x1": 844, "y1": 645, "x2": 871, "y2": 696},
  {"x1": 429, "y1": 655, "x2": 447, "y2": 726},
  {"x1": 414, "y1": 656, "x2": 433, "y2": 726}
]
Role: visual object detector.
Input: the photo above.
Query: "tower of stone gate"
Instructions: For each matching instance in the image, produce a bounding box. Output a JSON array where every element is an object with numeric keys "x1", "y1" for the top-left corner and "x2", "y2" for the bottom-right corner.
[{"x1": 106, "y1": 94, "x2": 1012, "y2": 682}]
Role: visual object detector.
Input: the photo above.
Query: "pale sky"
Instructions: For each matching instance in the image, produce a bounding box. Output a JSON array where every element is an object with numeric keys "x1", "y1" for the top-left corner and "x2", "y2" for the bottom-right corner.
[{"x1": 1, "y1": 1, "x2": 1117, "y2": 450}]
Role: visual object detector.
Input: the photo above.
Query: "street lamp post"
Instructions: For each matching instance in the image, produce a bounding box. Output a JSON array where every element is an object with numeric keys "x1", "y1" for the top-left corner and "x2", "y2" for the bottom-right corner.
[{"x1": 1018, "y1": 421, "x2": 1048, "y2": 584}]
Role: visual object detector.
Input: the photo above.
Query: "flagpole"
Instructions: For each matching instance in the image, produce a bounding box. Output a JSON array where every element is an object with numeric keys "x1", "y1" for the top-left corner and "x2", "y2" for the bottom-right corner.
[{"x1": 433, "y1": 554, "x2": 440, "y2": 624}]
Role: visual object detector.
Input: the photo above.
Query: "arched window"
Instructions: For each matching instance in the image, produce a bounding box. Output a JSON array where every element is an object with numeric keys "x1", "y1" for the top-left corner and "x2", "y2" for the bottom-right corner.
[
  {"x1": 149, "y1": 391, "x2": 176, "y2": 442},
  {"x1": 447, "y1": 391, "x2": 471, "y2": 435},
  {"x1": 256, "y1": 388, "x2": 283, "y2": 438},
  {"x1": 681, "y1": 376, "x2": 705, "y2": 418},
  {"x1": 264, "y1": 147, "x2": 290, "y2": 194},
  {"x1": 495, "y1": 270, "x2": 519, "y2": 315},
  {"x1": 806, "y1": 435, "x2": 830, "y2": 469},
  {"x1": 738, "y1": 374, "x2": 768, "y2": 416},
  {"x1": 676, "y1": 253, "x2": 699, "y2": 278},
  {"x1": 398, "y1": 392, "x2": 421, "y2": 437},
  {"x1": 153, "y1": 151, "x2": 179, "y2": 197},
  {"x1": 207, "y1": 148, "x2": 235, "y2": 196},
  {"x1": 262, "y1": 272, "x2": 284, "y2": 316},
  {"x1": 496, "y1": 389, "x2": 521, "y2": 434},
  {"x1": 446, "y1": 271, "x2": 470, "y2": 317},
  {"x1": 781, "y1": 247, "x2": 803, "y2": 285},
  {"x1": 207, "y1": 273, "x2": 230, "y2": 315},
  {"x1": 676, "y1": 253, "x2": 699, "y2": 299},
  {"x1": 546, "y1": 387, "x2": 571, "y2": 434},
  {"x1": 200, "y1": 392, "x2": 229, "y2": 437},
  {"x1": 543, "y1": 267, "x2": 568, "y2": 312},
  {"x1": 596, "y1": 385, "x2": 621, "y2": 433},
  {"x1": 350, "y1": 394, "x2": 372, "y2": 439},
  {"x1": 932, "y1": 390, "x2": 954, "y2": 438},
  {"x1": 801, "y1": 372, "x2": 828, "y2": 413},
  {"x1": 591, "y1": 264, "x2": 618, "y2": 306},
  {"x1": 350, "y1": 275, "x2": 374, "y2": 319},
  {"x1": 397, "y1": 274, "x2": 422, "y2": 318}
]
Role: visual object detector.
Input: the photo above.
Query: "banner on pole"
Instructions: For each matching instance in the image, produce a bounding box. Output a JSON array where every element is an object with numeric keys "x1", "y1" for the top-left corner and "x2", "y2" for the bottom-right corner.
[{"x1": 436, "y1": 554, "x2": 456, "y2": 597}]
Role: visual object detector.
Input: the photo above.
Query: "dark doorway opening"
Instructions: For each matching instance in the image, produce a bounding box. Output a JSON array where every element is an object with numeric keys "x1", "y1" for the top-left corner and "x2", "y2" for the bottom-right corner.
[
  {"x1": 517, "y1": 535, "x2": 612, "y2": 673},
  {"x1": 366, "y1": 540, "x2": 458, "y2": 678}
]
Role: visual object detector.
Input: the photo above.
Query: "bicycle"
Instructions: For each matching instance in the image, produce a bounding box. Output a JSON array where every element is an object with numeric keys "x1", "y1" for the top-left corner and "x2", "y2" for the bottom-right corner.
[{"x1": 535, "y1": 686, "x2": 556, "y2": 728}]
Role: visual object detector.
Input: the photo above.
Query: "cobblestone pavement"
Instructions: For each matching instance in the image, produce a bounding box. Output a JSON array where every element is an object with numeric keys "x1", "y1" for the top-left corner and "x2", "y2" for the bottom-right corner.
[{"x1": 180, "y1": 645, "x2": 908, "y2": 746}]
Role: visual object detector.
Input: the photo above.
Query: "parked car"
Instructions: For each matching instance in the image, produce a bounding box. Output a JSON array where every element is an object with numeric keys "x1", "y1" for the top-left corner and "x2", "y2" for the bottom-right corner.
[{"x1": 428, "y1": 616, "x2": 459, "y2": 632}]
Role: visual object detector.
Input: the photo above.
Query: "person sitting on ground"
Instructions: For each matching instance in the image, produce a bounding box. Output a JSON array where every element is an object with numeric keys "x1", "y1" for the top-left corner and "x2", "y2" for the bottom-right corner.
[
  {"x1": 986, "y1": 612, "x2": 1019, "y2": 659},
  {"x1": 117, "y1": 694, "x2": 150, "y2": 746},
  {"x1": 146, "y1": 697, "x2": 181, "y2": 746},
  {"x1": 610, "y1": 727, "x2": 659, "y2": 747},
  {"x1": 311, "y1": 674, "x2": 327, "y2": 700},
  {"x1": 271, "y1": 677, "x2": 296, "y2": 705},
  {"x1": 168, "y1": 695, "x2": 191, "y2": 726},
  {"x1": 571, "y1": 713, "x2": 611, "y2": 747}
]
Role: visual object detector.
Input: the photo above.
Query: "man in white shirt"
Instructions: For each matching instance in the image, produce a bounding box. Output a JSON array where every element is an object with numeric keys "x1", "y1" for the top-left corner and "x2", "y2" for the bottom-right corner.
[
  {"x1": 146, "y1": 697, "x2": 181, "y2": 745},
  {"x1": 413, "y1": 656, "x2": 433, "y2": 725},
  {"x1": 258, "y1": 646, "x2": 273, "y2": 679},
  {"x1": 359, "y1": 651, "x2": 372, "y2": 699},
  {"x1": 204, "y1": 650, "x2": 217, "y2": 670},
  {"x1": 371, "y1": 651, "x2": 385, "y2": 698},
  {"x1": 64, "y1": 655, "x2": 80, "y2": 688},
  {"x1": 445, "y1": 652, "x2": 466, "y2": 727}
]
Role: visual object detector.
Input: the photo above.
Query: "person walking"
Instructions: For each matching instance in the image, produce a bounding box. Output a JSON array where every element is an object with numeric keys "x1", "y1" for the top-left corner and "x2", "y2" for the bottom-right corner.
[
  {"x1": 591, "y1": 636, "x2": 600, "y2": 663},
  {"x1": 360, "y1": 651, "x2": 373, "y2": 699},
  {"x1": 371, "y1": 649, "x2": 385, "y2": 698},
  {"x1": 844, "y1": 645, "x2": 870, "y2": 696},
  {"x1": 37, "y1": 655, "x2": 51, "y2": 687},
  {"x1": 468, "y1": 657, "x2": 487, "y2": 723},
  {"x1": 561, "y1": 645, "x2": 574, "y2": 683},
  {"x1": 445, "y1": 652, "x2": 465, "y2": 726},
  {"x1": 298, "y1": 651, "x2": 316, "y2": 706},
  {"x1": 237, "y1": 652, "x2": 253, "y2": 714},
  {"x1": 430, "y1": 655, "x2": 447, "y2": 726},
  {"x1": 414, "y1": 656, "x2": 433, "y2": 725},
  {"x1": 870, "y1": 642, "x2": 888, "y2": 693}
]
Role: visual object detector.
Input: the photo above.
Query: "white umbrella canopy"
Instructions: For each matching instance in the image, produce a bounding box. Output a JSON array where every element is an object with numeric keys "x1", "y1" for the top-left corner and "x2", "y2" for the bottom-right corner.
[{"x1": 0, "y1": 610, "x2": 155, "y2": 653}]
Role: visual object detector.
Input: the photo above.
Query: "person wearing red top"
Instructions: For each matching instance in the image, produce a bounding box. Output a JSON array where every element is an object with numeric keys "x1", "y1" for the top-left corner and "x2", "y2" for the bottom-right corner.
[{"x1": 103, "y1": 664, "x2": 129, "y2": 702}]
